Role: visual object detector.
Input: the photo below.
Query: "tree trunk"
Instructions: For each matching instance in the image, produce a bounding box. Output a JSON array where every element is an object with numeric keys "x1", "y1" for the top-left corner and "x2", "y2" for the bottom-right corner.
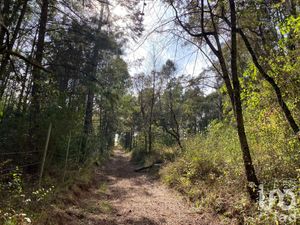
[
  {"x1": 83, "y1": 89, "x2": 94, "y2": 136},
  {"x1": 80, "y1": 8, "x2": 105, "y2": 153},
  {"x1": 148, "y1": 124, "x2": 152, "y2": 153},
  {"x1": 161, "y1": 123, "x2": 183, "y2": 150},
  {"x1": 148, "y1": 71, "x2": 156, "y2": 153},
  {"x1": 17, "y1": 30, "x2": 37, "y2": 113},
  {"x1": 28, "y1": 0, "x2": 49, "y2": 155},
  {"x1": 0, "y1": 0, "x2": 10, "y2": 48},
  {"x1": 0, "y1": 0, "x2": 10, "y2": 93},
  {"x1": 238, "y1": 29, "x2": 300, "y2": 139},
  {"x1": 144, "y1": 132, "x2": 148, "y2": 152},
  {"x1": 130, "y1": 127, "x2": 134, "y2": 150},
  {"x1": 0, "y1": 0, "x2": 28, "y2": 96},
  {"x1": 168, "y1": 88, "x2": 183, "y2": 149},
  {"x1": 30, "y1": 0, "x2": 49, "y2": 117},
  {"x1": 230, "y1": 0, "x2": 259, "y2": 201},
  {"x1": 80, "y1": 88, "x2": 94, "y2": 157},
  {"x1": 171, "y1": 0, "x2": 260, "y2": 199}
]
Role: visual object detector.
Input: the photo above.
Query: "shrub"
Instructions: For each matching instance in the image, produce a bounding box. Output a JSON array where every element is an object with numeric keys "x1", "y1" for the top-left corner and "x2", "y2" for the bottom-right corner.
[{"x1": 160, "y1": 117, "x2": 300, "y2": 224}]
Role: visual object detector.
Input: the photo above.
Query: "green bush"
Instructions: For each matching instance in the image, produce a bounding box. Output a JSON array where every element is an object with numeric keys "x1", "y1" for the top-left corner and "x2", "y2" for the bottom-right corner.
[{"x1": 160, "y1": 117, "x2": 300, "y2": 224}]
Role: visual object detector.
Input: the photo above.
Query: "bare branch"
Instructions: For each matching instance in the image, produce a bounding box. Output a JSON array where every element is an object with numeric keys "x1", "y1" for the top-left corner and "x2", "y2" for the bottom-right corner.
[
  {"x1": 170, "y1": 1, "x2": 216, "y2": 38},
  {"x1": 3, "y1": 50, "x2": 51, "y2": 73}
]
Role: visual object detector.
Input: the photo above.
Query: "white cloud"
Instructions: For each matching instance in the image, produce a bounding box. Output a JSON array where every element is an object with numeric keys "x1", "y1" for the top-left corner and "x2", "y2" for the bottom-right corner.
[{"x1": 116, "y1": 0, "x2": 208, "y2": 78}]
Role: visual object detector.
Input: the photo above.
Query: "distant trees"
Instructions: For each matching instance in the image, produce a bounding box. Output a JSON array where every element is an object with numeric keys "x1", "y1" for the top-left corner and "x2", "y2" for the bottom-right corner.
[
  {"x1": 159, "y1": 60, "x2": 183, "y2": 149},
  {"x1": 120, "y1": 59, "x2": 220, "y2": 156}
]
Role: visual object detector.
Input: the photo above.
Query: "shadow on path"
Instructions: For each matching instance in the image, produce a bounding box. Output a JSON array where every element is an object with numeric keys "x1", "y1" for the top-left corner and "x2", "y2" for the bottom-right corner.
[{"x1": 48, "y1": 148, "x2": 224, "y2": 225}]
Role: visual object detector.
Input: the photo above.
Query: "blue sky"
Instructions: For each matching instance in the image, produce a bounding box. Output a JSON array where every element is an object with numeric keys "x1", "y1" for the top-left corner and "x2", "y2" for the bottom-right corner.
[{"x1": 121, "y1": 0, "x2": 209, "y2": 78}]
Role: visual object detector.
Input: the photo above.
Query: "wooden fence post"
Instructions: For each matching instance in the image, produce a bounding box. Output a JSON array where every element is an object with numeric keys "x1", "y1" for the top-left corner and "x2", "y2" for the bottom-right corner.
[{"x1": 38, "y1": 122, "x2": 52, "y2": 188}]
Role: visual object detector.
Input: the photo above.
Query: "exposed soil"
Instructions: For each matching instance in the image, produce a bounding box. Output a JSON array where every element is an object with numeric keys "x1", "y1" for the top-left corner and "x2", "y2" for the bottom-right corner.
[{"x1": 46, "y1": 149, "x2": 224, "y2": 225}]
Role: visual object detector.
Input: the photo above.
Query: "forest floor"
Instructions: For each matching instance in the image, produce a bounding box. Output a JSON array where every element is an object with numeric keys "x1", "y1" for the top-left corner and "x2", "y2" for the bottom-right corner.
[{"x1": 47, "y1": 149, "x2": 224, "y2": 225}]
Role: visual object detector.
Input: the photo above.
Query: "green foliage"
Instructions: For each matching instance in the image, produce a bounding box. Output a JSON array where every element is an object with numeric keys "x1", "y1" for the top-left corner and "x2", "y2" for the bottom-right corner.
[
  {"x1": 160, "y1": 101, "x2": 300, "y2": 223},
  {"x1": 1, "y1": 0, "x2": 300, "y2": 223},
  {"x1": 0, "y1": 1, "x2": 133, "y2": 223},
  {"x1": 161, "y1": 121, "x2": 240, "y2": 188},
  {"x1": 0, "y1": 167, "x2": 55, "y2": 225},
  {"x1": 280, "y1": 16, "x2": 300, "y2": 39},
  {"x1": 123, "y1": 60, "x2": 221, "y2": 166}
]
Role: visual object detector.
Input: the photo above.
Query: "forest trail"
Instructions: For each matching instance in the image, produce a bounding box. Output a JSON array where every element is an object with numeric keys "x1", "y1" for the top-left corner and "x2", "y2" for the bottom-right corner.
[{"x1": 50, "y1": 149, "x2": 222, "y2": 225}]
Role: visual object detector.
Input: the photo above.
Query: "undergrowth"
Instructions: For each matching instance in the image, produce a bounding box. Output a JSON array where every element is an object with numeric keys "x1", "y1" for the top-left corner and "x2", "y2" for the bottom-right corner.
[
  {"x1": 156, "y1": 119, "x2": 300, "y2": 225},
  {"x1": 0, "y1": 151, "x2": 108, "y2": 225}
]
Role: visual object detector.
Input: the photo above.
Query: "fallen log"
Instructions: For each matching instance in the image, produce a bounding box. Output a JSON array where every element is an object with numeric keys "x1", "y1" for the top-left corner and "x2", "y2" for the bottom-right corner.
[{"x1": 134, "y1": 163, "x2": 163, "y2": 172}]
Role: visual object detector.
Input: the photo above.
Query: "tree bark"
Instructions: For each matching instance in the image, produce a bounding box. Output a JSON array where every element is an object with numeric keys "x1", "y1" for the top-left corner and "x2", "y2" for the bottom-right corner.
[
  {"x1": 148, "y1": 71, "x2": 156, "y2": 153},
  {"x1": 162, "y1": 86, "x2": 183, "y2": 149},
  {"x1": 27, "y1": 0, "x2": 49, "y2": 156},
  {"x1": 0, "y1": 0, "x2": 28, "y2": 73},
  {"x1": 80, "y1": 88, "x2": 94, "y2": 157},
  {"x1": 229, "y1": 0, "x2": 259, "y2": 201},
  {"x1": 17, "y1": 30, "x2": 37, "y2": 113},
  {"x1": 83, "y1": 88, "x2": 94, "y2": 135},
  {"x1": 30, "y1": 0, "x2": 49, "y2": 116},
  {"x1": 0, "y1": 0, "x2": 29, "y2": 97},
  {"x1": 0, "y1": 0, "x2": 10, "y2": 48}
]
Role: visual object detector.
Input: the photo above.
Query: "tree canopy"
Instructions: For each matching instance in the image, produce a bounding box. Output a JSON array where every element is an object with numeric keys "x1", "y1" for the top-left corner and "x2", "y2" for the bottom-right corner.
[{"x1": 0, "y1": 0, "x2": 299, "y2": 224}]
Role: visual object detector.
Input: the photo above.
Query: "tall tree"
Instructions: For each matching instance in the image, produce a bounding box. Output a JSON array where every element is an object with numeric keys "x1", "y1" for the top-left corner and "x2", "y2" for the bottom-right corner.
[
  {"x1": 159, "y1": 60, "x2": 183, "y2": 149},
  {"x1": 229, "y1": 0, "x2": 259, "y2": 200},
  {"x1": 29, "y1": 0, "x2": 50, "y2": 151},
  {"x1": 168, "y1": 0, "x2": 259, "y2": 200}
]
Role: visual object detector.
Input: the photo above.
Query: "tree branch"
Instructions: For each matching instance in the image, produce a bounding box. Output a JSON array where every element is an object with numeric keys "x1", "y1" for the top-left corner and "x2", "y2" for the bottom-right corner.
[
  {"x1": 170, "y1": 1, "x2": 216, "y2": 38},
  {"x1": 3, "y1": 50, "x2": 51, "y2": 73},
  {"x1": 237, "y1": 28, "x2": 300, "y2": 135}
]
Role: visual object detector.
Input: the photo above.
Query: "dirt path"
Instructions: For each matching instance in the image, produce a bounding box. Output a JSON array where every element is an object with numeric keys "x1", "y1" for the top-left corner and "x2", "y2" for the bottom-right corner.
[{"x1": 50, "y1": 149, "x2": 222, "y2": 225}]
